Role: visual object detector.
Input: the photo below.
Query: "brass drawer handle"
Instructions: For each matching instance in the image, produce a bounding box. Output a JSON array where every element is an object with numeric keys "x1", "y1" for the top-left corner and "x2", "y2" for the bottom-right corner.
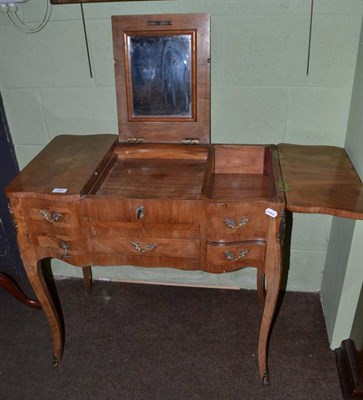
[
  {"x1": 224, "y1": 249, "x2": 249, "y2": 261},
  {"x1": 135, "y1": 205, "x2": 144, "y2": 220},
  {"x1": 40, "y1": 210, "x2": 63, "y2": 222},
  {"x1": 132, "y1": 242, "x2": 156, "y2": 253},
  {"x1": 223, "y1": 217, "x2": 250, "y2": 229},
  {"x1": 59, "y1": 241, "x2": 70, "y2": 259}
]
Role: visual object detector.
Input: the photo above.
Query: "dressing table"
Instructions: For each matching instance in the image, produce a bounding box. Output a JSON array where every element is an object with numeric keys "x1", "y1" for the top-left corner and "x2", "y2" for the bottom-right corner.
[{"x1": 5, "y1": 13, "x2": 363, "y2": 385}]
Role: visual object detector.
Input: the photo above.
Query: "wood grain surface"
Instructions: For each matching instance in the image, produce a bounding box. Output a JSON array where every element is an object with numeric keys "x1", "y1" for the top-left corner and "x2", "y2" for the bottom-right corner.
[
  {"x1": 279, "y1": 144, "x2": 363, "y2": 219},
  {"x1": 112, "y1": 14, "x2": 211, "y2": 144},
  {"x1": 5, "y1": 134, "x2": 117, "y2": 199}
]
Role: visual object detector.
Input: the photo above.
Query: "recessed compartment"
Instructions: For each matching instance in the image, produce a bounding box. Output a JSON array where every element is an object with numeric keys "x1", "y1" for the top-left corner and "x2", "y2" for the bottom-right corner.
[
  {"x1": 90, "y1": 144, "x2": 281, "y2": 203},
  {"x1": 210, "y1": 145, "x2": 278, "y2": 201},
  {"x1": 94, "y1": 144, "x2": 210, "y2": 200}
]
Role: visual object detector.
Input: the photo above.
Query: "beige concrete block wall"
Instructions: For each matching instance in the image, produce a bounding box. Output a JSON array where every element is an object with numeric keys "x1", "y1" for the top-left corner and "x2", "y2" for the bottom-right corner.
[{"x1": 1, "y1": 0, "x2": 362, "y2": 291}]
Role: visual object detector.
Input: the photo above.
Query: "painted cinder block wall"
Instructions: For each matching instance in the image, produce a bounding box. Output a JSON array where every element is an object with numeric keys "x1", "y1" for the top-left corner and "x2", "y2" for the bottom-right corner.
[
  {"x1": 321, "y1": 15, "x2": 363, "y2": 348},
  {"x1": 0, "y1": 0, "x2": 362, "y2": 291}
]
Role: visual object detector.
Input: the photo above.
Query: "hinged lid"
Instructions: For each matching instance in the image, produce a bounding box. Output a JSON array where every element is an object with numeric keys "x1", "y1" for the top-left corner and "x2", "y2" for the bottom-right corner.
[
  {"x1": 278, "y1": 144, "x2": 363, "y2": 219},
  {"x1": 112, "y1": 13, "x2": 211, "y2": 144}
]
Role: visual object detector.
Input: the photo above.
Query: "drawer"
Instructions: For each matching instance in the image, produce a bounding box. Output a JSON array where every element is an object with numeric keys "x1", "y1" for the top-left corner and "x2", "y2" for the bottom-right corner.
[
  {"x1": 29, "y1": 222, "x2": 80, "y2": 238},
  {"x1": 90, "y1": 236, "x2": 200, "y2": 259},
  {"x1": 24, "y1": 199, "x2": 79, "y2": 228},
  {"x1": 88, "y1": 222, "x2": 200, "y2": 240},
  {"x1": 28, "y1": 221, "x2": 83, "y2": 259},
  {"x1": 85, "y1": 198, "x2": 201, "y2": 224},
  {"x1": 18, "y1": 199, "x2": 86, "y2": 264},
  {"x1": 206, "y1": 241, "x2": 265, "y2": 273},
  {"x1": 206, "y1": 202, "x2": 271, "y2": 241},
  {"x1": 91, "y1": 253, "x2": 200, "y2": 270},
  {"x1": 35, "y1": 234, "x2": 87, "y2": 263}
]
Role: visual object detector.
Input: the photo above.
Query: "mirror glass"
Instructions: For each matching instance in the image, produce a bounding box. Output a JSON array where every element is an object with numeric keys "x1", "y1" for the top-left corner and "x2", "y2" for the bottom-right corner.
[{"x1": 128, "y1": 34, "x2": 192, "y2": 117}]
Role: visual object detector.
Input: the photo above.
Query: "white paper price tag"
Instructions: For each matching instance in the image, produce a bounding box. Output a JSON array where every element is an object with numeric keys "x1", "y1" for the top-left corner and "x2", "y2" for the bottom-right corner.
[
  {"x1": 52, "y1": 188, "x2": 68, "y2": 194},
  {"x1": 265, "y1": 208, "x2": 278, "y2": 218}
]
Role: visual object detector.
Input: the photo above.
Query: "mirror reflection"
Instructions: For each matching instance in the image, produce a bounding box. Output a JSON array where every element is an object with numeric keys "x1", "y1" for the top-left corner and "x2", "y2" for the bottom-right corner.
[{"x1": 128, "y1": 34, "x2": 192, "y2": 117}]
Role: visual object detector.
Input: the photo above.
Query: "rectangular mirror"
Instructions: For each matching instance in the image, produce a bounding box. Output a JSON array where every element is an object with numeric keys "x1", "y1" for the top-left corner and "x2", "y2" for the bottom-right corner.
[{"x1": 128, "y1": 34, "x2": 193, "y2": 118}]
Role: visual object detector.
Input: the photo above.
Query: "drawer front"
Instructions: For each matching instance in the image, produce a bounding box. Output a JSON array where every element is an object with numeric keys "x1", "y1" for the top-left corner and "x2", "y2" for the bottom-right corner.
[
  {"x1": 206, "y1": 241, "x2": 265, "y2": 273},
  {"x1": 91, "y1": 253, "x2": 200, "y2": 270},
  {"x1": 19, "y1": 199, "x2": 86, "y2": 263},
  {"x1": 90, "y1": 236, "x2": 200, "y2": 259},
  {"x1": 88, "y1": 222, "x2": 200, "y2": 240},
  {"x1": 28, "y1": 201, "x2": 79, "y2": 227},
  {"x1": 85, "y1": 198, "x2": 202, "y2": 224},
  {"x1": 35, "y1": 234, "x2": 87, "y2": 264},
  {"x1": 206, "y1": 203, "x2": 271, "y2": 241},
  {"x1": 23, "y1": 199, "x2": 80, "y2": 239}
]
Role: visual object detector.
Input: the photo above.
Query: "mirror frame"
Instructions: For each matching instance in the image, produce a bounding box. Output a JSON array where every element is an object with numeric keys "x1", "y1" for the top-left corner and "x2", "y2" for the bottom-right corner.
[{"x1": 112, "y1": 13, "x2": 211, "y2": 144}]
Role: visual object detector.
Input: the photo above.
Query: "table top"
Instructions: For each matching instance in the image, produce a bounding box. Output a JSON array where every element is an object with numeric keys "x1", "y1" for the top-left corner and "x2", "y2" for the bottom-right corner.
[{"x1": 6, "y1": 135, "x2": 363, "y2": 220}]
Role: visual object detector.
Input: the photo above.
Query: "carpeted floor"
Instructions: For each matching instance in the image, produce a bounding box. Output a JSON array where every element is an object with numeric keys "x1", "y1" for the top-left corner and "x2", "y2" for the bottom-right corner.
[{"x1": 0, "y1": 279, "x2": 343, "y2": 400}]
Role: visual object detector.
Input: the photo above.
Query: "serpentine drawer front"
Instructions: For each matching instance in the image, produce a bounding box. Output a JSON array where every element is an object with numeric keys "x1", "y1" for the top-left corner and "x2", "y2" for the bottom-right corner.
[
  {"x1": 28, "y1": 200, "x2": 78, "y2": 226},
  {"x1": 206, "y1": 241, "x2": 265, "y2": 273},
  {"x1": 20, "y1": 199, "x2": 86, "y2": 264},
  {"x1": 206, "y1": 203, "x2": 270, "y2": 241},
  {"x1": 88, "y1": 223, "x2": 200, "y2": 259},
  {"x1": 90, "y1": 236, "x2": 200, "y2": 258},
  {"x1": 85, "y1": 199, "x2": 201, "y2": 224},
  {"x1": 5, "y1": 13, "x2": 363, "y2": 389}
]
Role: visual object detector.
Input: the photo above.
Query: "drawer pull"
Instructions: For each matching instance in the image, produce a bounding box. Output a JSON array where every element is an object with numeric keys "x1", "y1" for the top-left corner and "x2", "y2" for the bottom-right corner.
[
  {"x1": 135, "y1": 205, "x2": 144, "y2": 220},
  {"x1": 59, "y1": 241, "x2": 70, "y2": 259},
  {"x1": 223, "y1": 217, "x2": 250, "y2": 229},
  {"x1": 224, "y1": 249, "x2": 249, "y2": 261},
  {"x1": 132, "y1": 242, "x2": 156, "y2": 253},
  {"x1": 40, "y1": 210, "x2": 63, "y2": 222}
]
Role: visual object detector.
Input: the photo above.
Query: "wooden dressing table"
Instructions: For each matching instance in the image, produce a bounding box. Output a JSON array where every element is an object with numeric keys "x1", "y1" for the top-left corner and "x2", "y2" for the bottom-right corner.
[{"x1": 5, "y1": 14, "x2": 363, "y2": 385}]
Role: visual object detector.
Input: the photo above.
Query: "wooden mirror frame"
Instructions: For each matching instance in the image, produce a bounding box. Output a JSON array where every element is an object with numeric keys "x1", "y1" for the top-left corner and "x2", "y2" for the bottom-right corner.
[{"x1": 112, "y1": 13, "x2": 211, "y2": 144}]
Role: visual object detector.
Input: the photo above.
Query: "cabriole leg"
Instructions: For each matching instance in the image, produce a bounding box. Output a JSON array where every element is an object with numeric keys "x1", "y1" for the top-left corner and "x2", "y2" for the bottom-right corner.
[
  {"x1": 82, "y1": 266, "x2": 92, "y2": 294},
  {"x1": 23, "y1": 258, "x2": 63, "y2": 367},
  {"x1": 257, "y1": 269, "x2": 266, "y2": 305},
  {"x1": 257, "y1": 241, "x2": 281, "y2": 385}
]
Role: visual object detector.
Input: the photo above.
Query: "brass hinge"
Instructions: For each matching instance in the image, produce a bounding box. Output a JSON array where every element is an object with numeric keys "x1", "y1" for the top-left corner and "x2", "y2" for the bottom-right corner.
[
  {"x1": 278, "y1": 210, "x2": 286, "y2": 241},
  {"x1": 182, "y1": 138, "x2": 200, "y2": 145},
  {"x1": 278, "y1": 179, "x2": 291, "y2": 192},
  {"x1": 127, "y1": 137, "x2": 145, "y2": 144}
]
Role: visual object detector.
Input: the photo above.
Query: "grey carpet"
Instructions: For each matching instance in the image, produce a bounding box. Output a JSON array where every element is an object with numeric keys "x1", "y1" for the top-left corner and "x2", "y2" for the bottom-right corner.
[{"x1": 0, "y1": 279, "x2": 343, "y2": 400}]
